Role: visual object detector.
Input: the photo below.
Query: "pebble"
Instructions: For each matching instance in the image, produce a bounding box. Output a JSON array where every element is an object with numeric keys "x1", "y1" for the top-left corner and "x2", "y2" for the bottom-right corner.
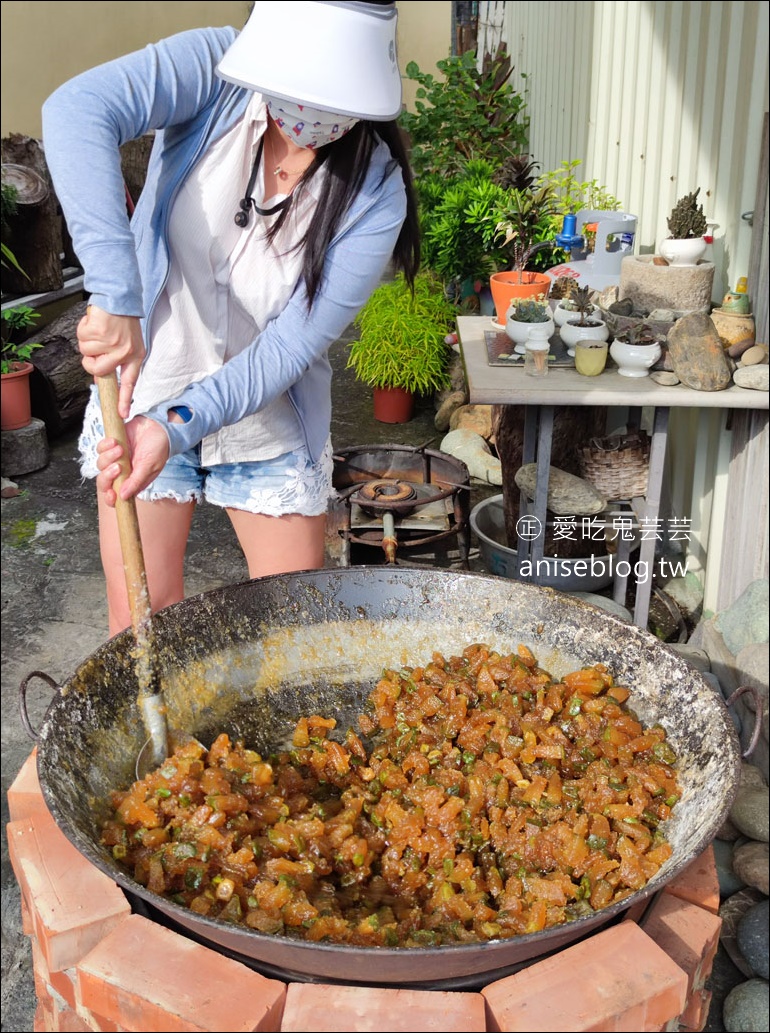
[
  {"x1": 514, "y1": 464, "x2": 606, "y2": 516},
  {"x1": 720, "y1": 888, "x2": 766, "y2": 979},
  {"x1": 731, "y1": 784, "x2": 770, "y2": 842},
  {"x1": 650, "y1": 370, "x2": 681, "y2": 386},
  {"x1": 740, "y1": 344, "x2": 768, "y2": 366},
  {"x1": 737, "y1": 900, "x2": 770, "y2": 979},
  {"x1": 714, "y1": 837, "x2": 747, "y2": 898},
  {"x1": 732, "y1": 841, "x2": 770, "y2": 895},
  {"x1": 741, "y1": 762, "x2": 768, "y2": 788},
  {"x1": 734, "y1": 364, "x2": 769, "y2": 390},
  {"x1": 723, "y1": 979, "x2": 770, "y2": 1032}
]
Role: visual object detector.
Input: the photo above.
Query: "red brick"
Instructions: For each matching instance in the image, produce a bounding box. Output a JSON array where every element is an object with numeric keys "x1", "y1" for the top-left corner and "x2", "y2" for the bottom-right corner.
[
  {"x1": 679, "y1": 988, "x2": 713, "y2": 1031},
  {"x1": 21, "y1": 893, "x2": 34, "y2": 936},
  {"x1": 7, "y1": 816, "x2": 130, "y2": 973},
  {"x1": 664, "y1": 846, "x2": 720, "y2": 915},
  {"x1": 482, "y1": 922, "x2": 688, "y2": 1032},
  {"x1": 76, "y1": 913, "x2": 285, "y2": 1032},
  {"x1": 7, "y1": 748, "x2": 51, "y2": 823},
  {"x1": 32, "y1": 938, "x2": 78, "y2": 1010},
  {"x1": 641, "y1": 893, "x2": 722, "y2": 992},
  {"x1": 281, "y1": 983, "x2": 486, "y2": 1032}
]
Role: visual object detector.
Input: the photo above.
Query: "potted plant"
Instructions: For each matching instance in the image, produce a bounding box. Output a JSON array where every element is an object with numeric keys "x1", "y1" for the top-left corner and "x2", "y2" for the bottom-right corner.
[
  {"x1": 483, "y1": 158, "x2": 562, "y2": 324},
  {"x1": 609, "y1": 321, "x2": 663, "y2": 377},
  {"x1": 558, "y1": 286, "x2": 609, "y2": 355},
  {"x1": 504, "y1": 297, "x2": 555, "y2": 353},
  {"x1": 1, "y1": 304, "x2": 43, "y2": 431},
  {"x1": 659, "y1": 189, "x2": 708, "y2": 266},
  {"x1": 347, "y1": 272, "x2": 456, "y2": 423}
]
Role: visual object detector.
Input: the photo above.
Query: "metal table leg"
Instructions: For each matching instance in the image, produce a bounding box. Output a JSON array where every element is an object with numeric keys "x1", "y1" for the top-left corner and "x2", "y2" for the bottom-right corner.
[{"x1": 633, "y1": 406, "x2": 670, "y2": 628}]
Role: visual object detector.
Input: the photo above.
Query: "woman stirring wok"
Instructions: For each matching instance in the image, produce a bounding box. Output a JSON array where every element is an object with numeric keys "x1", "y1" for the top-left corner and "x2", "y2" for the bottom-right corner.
[{"x1": 42, "y1": 1, "x2": 419, "y2": 635}]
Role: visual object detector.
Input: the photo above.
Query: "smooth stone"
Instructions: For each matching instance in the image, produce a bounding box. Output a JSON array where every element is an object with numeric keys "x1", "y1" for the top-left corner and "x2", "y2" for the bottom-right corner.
[
  {"x1": 737, "y1": 900, "x2": 770, "y2": 979},
  {"x1": 650, "y1": 370, "x2": 681, "y2": 385},
  {"x1": 714, "y1": 836, "x2": 747, "y2": 898},
  {"x1": 434, "y1": 390, "x2": 467, "y2": 432},
  {"x1": 668, "y1": 641, "x2": 711, "y2": 674},
  {"x1": 731, "y1": 784, "x2": 770, "y2": 842},
  {"x1": 514, "y1": 464, "x2": 607, "y2": 516},
  {"x1": 717, "y1": 815, "x2": 744, "y2": 842},
  {"x1": 720, "y1": 888, "x2": 767, "y2": 979},
  {"x1": 739, "y1": 345, "x2": 768, "y2": 366},
  {"x1": 661, "y1": 572, "x2": 705, "y2": 619},
  {"x1": 734, "y1": 642, "x2": 769, "y2": 717},
  {"x1": 716, "y1": 579, "x2": 770, "y2": 655},
  {"x1": 449, "y1": 403, "x2": 494, "y2": 439},
  {"x1": 733, "y1": 841, "x2": 770, "y2": 895},
  {"x1": 723, "y1": 979, "x2": 770, "y2": 1032},
  {"x1": 734, "y1": 364, "x2": 769, "y2": 390},
  {"x1": 440, "y1": 429, "x2": 502, "y2": 486},
  {"x1": 667, "y1": 311, "x2": 733, "y2": 391},
  {"x1": 741, "y1": 762, "x2": 768, "y2": 788}
]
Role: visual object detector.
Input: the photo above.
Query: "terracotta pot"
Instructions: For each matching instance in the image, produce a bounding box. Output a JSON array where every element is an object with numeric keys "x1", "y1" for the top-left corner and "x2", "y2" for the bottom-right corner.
[
  {"x1": 1, "y1": 361, "x2": 34, "y2": 430},
  {"x1": 489, "y1": 271, "x2": 551, "y2": 325},
  {"x1": 372, "y1": 386, "x2": 414, "y2": 424}
]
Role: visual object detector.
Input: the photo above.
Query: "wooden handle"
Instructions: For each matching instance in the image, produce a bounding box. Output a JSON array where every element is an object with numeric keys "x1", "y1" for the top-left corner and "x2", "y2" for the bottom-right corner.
[{"x1": 95, "y1": 373, "x2": 152, "y2": 639}]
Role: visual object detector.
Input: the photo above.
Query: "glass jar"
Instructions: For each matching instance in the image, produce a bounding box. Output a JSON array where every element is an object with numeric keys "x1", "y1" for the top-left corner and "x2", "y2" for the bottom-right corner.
[{"x1": 524, "y1": 326, "x2": 550, "y2": 377}]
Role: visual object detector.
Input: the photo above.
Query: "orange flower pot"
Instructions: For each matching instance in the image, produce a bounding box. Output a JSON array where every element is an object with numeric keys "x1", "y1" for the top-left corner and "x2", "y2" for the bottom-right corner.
[
  {"x1": 1, "y1": 361, "x2": 34, "y2": 431},
  {"x1": 489, "y1": 271, "x2": 552, "y2": 324}
]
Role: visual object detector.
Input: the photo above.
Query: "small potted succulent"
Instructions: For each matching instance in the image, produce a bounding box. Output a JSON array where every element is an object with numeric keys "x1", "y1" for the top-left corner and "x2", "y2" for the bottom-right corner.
[
  {"x1": 659, "y1": 189, "x2": 708, "y2": 266},
  {"x1": 504, "y1": 297, "x2": 555, "y2": 353},
  {"x1": 609, "y1": 321, "x2": 663, "y2": 378},
  {"x1": 557, "y1": 286, "x2": 609, "y2": 355}
]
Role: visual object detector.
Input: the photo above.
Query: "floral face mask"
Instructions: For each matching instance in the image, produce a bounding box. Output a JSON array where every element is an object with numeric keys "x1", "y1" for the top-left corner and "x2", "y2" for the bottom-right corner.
[{"x1": 265, "y1": 97, "x2": 359, "y2": 150}]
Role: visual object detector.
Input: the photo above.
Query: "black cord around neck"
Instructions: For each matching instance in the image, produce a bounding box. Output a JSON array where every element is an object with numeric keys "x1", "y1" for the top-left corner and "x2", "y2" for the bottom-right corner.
[{"x1": 234, "y1": 139, "x2": 292, "y2": 227}]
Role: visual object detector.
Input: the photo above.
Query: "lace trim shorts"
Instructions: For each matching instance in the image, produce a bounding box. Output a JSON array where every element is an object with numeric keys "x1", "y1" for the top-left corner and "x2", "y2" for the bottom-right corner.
[{"x1": 77, "y1": 387, "x2": 336, "y2": 517}]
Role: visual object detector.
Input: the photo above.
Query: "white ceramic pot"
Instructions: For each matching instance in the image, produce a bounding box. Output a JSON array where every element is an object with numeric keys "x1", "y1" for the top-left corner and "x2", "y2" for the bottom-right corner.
[
  {"x1": 559, "y1": 318, "x2": 609, "y2": 357},
  {"x1": 553, "y1": 300, "x2": 596, "y2": 329},
  {"x1": 659, "y1": 237, "x2": 707, "y2": 267},
  {"x1": 505, "y1": 312, "x2": 555, "y2": 354},
  {"x1": 609, "y1": 339, "x2": 662, "y2": 377}
]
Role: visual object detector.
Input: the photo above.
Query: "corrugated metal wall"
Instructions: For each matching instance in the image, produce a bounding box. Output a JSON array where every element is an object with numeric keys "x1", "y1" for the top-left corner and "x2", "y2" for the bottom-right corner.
[
  {"x1": 499, "y1": 0, "x2": 769, "y2": 304},
  {"x1": 491, "y1": 0, "x2": 769, "y2": 610}
]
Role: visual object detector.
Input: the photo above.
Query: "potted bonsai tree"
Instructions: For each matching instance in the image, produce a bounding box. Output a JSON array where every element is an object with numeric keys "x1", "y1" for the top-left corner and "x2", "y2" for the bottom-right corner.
[
  {"x1": 1, "y1": 304, "x2": 43, "y2": 431},
  {"x1": 659, "y1": 188, "x2": 708, "y2": 266},
  {"x1": 346, "y1": 271, "x2": 456, "y2": 423}
]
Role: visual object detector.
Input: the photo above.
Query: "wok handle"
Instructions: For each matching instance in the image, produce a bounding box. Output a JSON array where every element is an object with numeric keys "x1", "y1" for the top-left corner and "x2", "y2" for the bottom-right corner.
[
  {"x1": 724, "y1": 685, "x2": 763, "y2": 759},
  {"x1": 18, "y1": 670, "x2": 60, "y2": 742}
]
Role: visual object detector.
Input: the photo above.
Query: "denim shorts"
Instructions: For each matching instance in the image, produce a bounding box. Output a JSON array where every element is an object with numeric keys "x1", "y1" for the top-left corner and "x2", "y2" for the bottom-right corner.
[{"x1": 78, "y1": 388, "x2": 335, "y2": 517}]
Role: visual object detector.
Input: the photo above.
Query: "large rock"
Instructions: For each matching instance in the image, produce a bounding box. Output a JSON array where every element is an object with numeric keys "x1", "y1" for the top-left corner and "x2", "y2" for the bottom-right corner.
[
  {"x1": 716, "y1": 580, "x2": 770, "y2": 655},
  {"x1": 667, "y1": 312, "x2": 733, "y2": 391},
  {"x1": 514, "y1": 464, "x2": 607, "y2": 516},
  {"x1": 737, "y1": 900, "x2": 769, "y2": 979},
  {"x1": 734, "y1": 365, "x2": 769, "y2": 391},
  {"x1": 730, "y1": 784, "x2": 770, "y2": 842},
  {"x1": 440, "y1": 429, "x2": 502, "y2": 485},
  {"x1": 723, "y1": 979, "x2": 770, "y2": 1032},
  {"x1": 449, "y1": 404, "x2": 495, "y2": 440},
  {"x1": 732, "y1": 841, "x2": 769, "y2": 895}
]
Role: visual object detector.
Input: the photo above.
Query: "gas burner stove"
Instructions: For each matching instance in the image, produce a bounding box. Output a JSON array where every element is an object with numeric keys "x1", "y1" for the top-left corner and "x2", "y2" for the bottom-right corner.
[{"x1": 331, "y1": 444, "x2": 471, "y2": 566}]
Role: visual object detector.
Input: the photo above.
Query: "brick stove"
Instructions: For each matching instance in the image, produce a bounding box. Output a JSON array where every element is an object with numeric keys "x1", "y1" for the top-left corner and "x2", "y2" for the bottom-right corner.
[{"x1": 8, "y1": 750, "x2": 722, "y2": 1033}]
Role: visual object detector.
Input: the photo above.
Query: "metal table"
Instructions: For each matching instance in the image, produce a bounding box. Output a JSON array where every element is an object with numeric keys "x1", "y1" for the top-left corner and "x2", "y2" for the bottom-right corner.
[{"x1": 457, "y1": 315, "x2": 768, "y2": 628}]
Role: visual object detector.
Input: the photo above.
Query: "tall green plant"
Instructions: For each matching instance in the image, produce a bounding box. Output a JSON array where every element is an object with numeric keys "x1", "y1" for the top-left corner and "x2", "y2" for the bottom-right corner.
[
  {"x1": 399, "y1": 44, "x2": 529, "y2": 179},
  {"x1": 347, "y1": 273, "x2": 455, "y2": 394}
]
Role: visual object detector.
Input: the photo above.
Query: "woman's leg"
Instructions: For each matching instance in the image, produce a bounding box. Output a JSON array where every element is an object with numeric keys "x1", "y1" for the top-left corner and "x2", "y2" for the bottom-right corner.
[
  {"x1": 226, "y1": 510, "x2": 326, "y2": 578},
  {"x1": 98, "y1": 493, "x2": 196, "y2": 636}
]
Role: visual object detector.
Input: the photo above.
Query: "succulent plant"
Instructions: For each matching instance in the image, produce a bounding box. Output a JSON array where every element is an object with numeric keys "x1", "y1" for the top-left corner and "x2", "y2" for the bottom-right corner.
[
  {"x1": 509, "y1": 299, "x2": 551, "y2": 323},
  {"x1": 570, "y1": 286, "x2": 598, "y2": 325},
  {"x1": 667, "y1": 189, "x2": 708, "y2": 239}
]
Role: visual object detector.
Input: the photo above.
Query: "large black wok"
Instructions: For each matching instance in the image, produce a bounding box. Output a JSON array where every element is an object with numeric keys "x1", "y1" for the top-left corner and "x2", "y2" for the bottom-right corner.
[{"x1": 30, "y1": 568, "x2": 740, "y2": 989}]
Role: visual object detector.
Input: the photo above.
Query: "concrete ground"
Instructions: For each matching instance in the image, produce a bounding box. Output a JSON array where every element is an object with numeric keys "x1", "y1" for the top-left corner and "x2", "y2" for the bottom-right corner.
[{"x1": 1, "y1": 331, "x2": 741, "y2": 1031}]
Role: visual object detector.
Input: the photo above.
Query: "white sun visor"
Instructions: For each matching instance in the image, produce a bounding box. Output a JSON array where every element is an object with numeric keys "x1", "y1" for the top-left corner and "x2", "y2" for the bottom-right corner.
[{"x1": 216, "y1": 1, "x2": 402, "y2": 121}]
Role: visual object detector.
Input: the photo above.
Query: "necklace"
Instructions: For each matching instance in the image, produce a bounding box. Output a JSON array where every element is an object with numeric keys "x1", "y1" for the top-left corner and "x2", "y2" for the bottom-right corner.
[
  {"x1": 265, "y1": 124, "x2": 308, "y2": 181},
  {"x1": 234, "y1": 139, "x2": 292, "y2": 228}
]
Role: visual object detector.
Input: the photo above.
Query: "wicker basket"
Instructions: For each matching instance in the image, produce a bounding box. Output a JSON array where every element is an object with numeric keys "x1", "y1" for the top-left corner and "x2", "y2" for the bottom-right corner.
[{"x1": 577, "y1": 431, "x2": 650, "y2": 500}]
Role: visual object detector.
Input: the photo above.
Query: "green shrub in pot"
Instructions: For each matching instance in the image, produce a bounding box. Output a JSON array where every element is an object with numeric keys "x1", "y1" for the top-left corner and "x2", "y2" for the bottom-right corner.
[{"x1": 346, "y1": 272, "x2": 456, "y2": 396}]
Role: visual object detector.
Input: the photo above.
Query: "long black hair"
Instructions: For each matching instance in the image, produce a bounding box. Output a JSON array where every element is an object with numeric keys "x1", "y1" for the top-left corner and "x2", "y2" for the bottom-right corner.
[{"x1": 266, "y1": 119, "x2": 420, "y2": 305}]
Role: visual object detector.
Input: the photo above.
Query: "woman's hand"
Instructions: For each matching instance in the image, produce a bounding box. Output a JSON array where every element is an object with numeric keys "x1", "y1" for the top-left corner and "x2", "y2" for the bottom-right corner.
[
  {"x1": 95, "y1": 416, "x2": 170, "y2": 505},
  {"x1": 78, "y1": 306, "x2": 146, "y2": 418}
]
